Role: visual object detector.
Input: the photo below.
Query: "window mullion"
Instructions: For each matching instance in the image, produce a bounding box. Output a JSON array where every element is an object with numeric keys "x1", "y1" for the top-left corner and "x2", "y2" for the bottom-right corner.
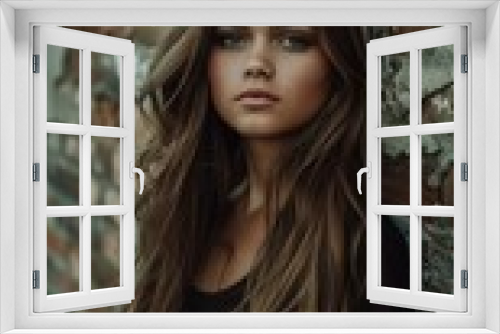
[
  {"x1": 409, "y1": 47, "x2": 420, "y2": 294},
  {"x1": 82, "y1": 47, "x2": 92, "y2": 294}
]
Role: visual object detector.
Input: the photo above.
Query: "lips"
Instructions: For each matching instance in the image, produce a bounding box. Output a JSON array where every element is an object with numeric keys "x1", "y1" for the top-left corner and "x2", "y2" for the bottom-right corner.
[{"x1": 235, "y1": 89, "x2": 280, "y2": 108}]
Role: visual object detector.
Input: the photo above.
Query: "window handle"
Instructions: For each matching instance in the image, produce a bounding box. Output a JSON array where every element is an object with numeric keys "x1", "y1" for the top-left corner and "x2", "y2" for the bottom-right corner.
[
  {"x1": 357, "y1": 162, "x2": 371, "y2": 195},
  {"x1": 129, "y1": 162, "x2": 145, "y2": 195}
]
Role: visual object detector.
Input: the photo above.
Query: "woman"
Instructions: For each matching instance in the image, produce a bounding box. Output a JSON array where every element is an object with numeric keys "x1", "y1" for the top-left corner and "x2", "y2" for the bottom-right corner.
[{"x1": 130, "y1": 26, "x2": 406, "y2": 312}]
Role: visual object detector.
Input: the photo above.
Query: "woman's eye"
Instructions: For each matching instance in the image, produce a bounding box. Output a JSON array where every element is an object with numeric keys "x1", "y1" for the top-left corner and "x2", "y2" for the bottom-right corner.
[
  {"x1": 277, "y1": 35, "x2": 312, "y2": 52},
  {"x1": 214, "y1": 32, "x2": 248, "y2": 50}
]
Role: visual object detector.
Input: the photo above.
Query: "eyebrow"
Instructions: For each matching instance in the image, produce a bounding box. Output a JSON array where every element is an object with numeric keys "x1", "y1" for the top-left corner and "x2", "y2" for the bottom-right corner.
[
  {"x1": 213, "y1": 26, "x2": 248, "y2": 33},
  {"x1": 213, "y1": 26, "x2": 315, "y2": 34},
  {"x1": 272, "y1": 26, "x2": 315, "y2": 33}
]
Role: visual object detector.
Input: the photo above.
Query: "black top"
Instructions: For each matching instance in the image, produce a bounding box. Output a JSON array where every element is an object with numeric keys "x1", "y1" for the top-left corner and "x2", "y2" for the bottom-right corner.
[
  {"x1": 181, "y1": 218, "x2": 420, "y2": 312},
  {"x1": 181, "y1": 276, "x2": 248, "y2": 312}
]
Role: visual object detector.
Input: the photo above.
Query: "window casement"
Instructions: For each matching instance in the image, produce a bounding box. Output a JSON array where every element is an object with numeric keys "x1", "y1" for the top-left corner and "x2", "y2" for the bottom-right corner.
[
  {"x1": 32, "y1": 26, "x2": 141, "y2": 312},
  {"x1": 361, "y1": 26, "x2": 468, "y2": 312}
]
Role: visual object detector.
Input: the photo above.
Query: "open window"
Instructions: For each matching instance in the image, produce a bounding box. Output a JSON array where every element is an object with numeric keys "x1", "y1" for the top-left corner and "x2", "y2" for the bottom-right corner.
[
  {"x1": 33, "y1": 26, "x2": 141, "y2": 312},
  {"x1": 0, "y1": 0, "x2": 495, "y2": 331},
  {"x1": 32, "y1": 24, "x2": 467, "y2": 314},
  {"x1": 362, "y1": 26, "x2": 467, "y2": 312}
]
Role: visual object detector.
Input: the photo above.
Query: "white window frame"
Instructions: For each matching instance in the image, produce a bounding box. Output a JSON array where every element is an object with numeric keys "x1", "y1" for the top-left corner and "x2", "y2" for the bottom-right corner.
[
  {"x1": 365, "y1": 26, "x2": 468, "y2": 312},
  {"x1": 32, "y1": 25, "x2": 136, "y2": 313},
  {"x1": 0, "y1": 1, "x2": 499, "y2": 333}
]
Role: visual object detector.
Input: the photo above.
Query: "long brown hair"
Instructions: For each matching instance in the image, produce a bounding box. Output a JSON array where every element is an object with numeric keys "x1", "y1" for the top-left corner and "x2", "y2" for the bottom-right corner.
[{"x1": 130, "y1": 26, "x2": 367, "y2": 312}]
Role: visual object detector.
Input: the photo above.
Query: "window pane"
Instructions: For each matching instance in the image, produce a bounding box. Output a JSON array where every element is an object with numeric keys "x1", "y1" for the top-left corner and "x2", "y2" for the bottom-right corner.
[
  {"x1": 421, "y1": 133, "x2": 454, "y2": 206},
  {"x1": 381, "y1": 136, "x2": 410, "y2": 205},
  {"x1": 91, "y1": 216, "x2": 120, "y2": 290},
  {"x1": 421, "y1": 216, "x2": 454, "y2": 294},
  {"x1": 47, "y1": 217, "x2": 80, "y2": 295},
  {"x1": 421, "y1": 45, "x2": 454, "y2": 124},
  {"x1": 381, "y1": 215, "x2": 410, "y2": 290},
  {"x1": 381, "y1": 52, "x2": 410, "y2": 127},
  {"x1": 47, "y1": 45, "x2": 80, "y2": 124},
  {"x1": 91, "y1": 137, "x2": 121, "y2": 205},
  {"x1": 91, "y1": 52, "x2": 121, "y2": 127},
  {"x1": 47, "y1": 133, "x2": 80, "y2": 206}
]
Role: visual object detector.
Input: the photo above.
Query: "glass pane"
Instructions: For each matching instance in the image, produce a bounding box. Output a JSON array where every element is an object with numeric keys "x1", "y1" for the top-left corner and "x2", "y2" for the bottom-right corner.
[
  {"x1": 91, "y1": 52, "x2": 121, "y2": 127},
  {"x1": 381, "y1": 215, "x2": 410, "y2": 290},
  {"x1": 47, "y1": 217, "x2": 80, "y2": 295},
  {"x1": 91, "y1": 216, "x2": 120, "y2": 290},
  {"x1": 421, "y1": 45, "x2": 454, "y2": 124},
  {"x1": 421, "y1": 216, "x2": 454, "y2": 294},
  {"x1": 421, "y1": 133, "x2": 454, "y2": 206},
  {"x1": 381, "y1": 136, "x2": 410, "y2": 205},
  {"x1": 47, "y1": 133, "x2": 80, "y2": 206},
  {"x1": 381, "y1": 52, "x2": 410, "y2": 127},
  {"x1": 91, "y1": 137, "x2": 121, "y2": 205},
  {"x1": 47, "y1": 45, "x2": 80, "y2": 124}
]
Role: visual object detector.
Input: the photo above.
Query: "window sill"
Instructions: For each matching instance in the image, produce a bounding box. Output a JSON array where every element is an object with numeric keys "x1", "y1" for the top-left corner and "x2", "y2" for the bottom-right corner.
[{"x1": 3, "y1": 329, "x2": 498, "y2": 334}]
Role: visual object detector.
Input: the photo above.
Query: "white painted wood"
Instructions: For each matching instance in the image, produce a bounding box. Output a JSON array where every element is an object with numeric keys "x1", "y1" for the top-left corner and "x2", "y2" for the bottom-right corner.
[
  {"x1": 0, "y1": 330, "x2": 498, "y2": 334},
  {"x1": 121, "y1": 41, "x2": 136, "y2": 301},
  {"x1": 0, "y1": 2, "x2": 17, "y2": 334},
  {"x1": 372, "y1": 123, "x2": 455, "y2": 137},
  {"x1": 412, "y1": 206, "x2": 455, "y2": 217},
  {"x1": 82, "y1": 45, "x2": 92, "y2": 301},
  {"x1": 366, "y1": 26, "x2": 468, "y2": 312},
  {"x1": 6, "y1": 4, "x2": 489, "y2": 333},
  {"x1": 410, "y1": 45, "x2": 420, "y2": 297},
  {"x1": 372, "y1": 205, "x2": 455, "y2": 217},
  {"x1": 46, "y1": 123, "x2": 130, "y2": 138},
  {"x1": 416, "y1": 47, "x2": 424, "y2": 295},
  {"x1": 33, "y1": 26, "x2": 135, "y2": 313},
  {"x1": 3, "y1": 0, "x2": 497, "y2": 10},
  {"x1": 368, "y1": 26, "x2": 467, "y2": 58},
  {"x1": 453, "y1": 25, "x2": 469, "y2": 314},
  {"x1": 366, "y1": 34, "x2": 378, "y2": 318},
  {"x1": 484, "y1": 3, "x2": 500, "y2": 333}
]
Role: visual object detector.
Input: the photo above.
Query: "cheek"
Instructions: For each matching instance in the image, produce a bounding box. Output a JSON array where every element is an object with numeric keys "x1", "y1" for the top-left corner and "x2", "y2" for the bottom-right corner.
[
  {"x1": 209, "y1": 53, "x2": 252, "y2": 132},
  {"x1": 208, "y1": 53, "x2": 239, "y2": 112},
  {"x1": 279, "y1": 57, "x2": 329, "y2": 117}
]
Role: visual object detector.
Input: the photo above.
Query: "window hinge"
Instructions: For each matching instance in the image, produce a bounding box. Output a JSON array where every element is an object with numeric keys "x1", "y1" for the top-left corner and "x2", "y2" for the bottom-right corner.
[
  {"x1": 461, "y1": 270, "x2": 468, "y2": 289},
  {"x1": 461, "y1": 54, "x2": 468, "y2": 73},
  {"x1": 461, "y1": 162, "x2": 468, "y2": 181},
  {"x1": 33, "y1": 54, "x2": 40, "y2": 73},
  {"x1": 33, "y1": 270, "x2": 40, "y2": 289},
  {"x1": 33, "y1": 163, "x2": 40, "y2": 182}
]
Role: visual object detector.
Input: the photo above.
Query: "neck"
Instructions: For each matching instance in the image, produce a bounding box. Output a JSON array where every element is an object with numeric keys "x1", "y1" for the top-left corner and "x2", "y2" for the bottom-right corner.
[{"x1": 242, "y1": 138, "x2": 284, "y2": 213}]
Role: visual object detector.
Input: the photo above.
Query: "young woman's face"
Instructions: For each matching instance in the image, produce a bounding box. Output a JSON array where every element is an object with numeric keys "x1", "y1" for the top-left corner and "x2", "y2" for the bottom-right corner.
[{"x1": 208, "y1": 26, "x2": 330, "y2": 139}]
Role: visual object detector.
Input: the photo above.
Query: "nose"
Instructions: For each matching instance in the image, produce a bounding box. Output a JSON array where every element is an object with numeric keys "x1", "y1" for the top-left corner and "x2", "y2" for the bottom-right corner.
[
  {"x1": 244, "y1": 61, "x2": 273, "y2": 80},
  {"x1": 243, "y1": 37, "x2": 274, "y2": 80}
]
